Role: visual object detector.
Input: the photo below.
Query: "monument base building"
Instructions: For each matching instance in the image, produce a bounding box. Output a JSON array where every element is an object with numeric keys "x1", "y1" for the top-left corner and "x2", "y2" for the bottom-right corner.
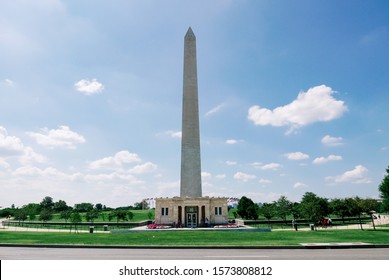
[{"x1": 155, "y1": 197, "x2": 228, "y2": 227}]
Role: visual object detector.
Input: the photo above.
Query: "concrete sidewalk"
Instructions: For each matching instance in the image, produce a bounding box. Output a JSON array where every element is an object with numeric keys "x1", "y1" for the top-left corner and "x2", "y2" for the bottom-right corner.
[{"x1": 1, "y1": 215, "x2": 388, "y2": 233}]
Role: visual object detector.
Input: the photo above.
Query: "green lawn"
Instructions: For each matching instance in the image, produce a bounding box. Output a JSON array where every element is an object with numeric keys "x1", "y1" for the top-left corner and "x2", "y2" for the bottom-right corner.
[{"x1": 1, "y1": 229, "x2": 388, "y2": 246}]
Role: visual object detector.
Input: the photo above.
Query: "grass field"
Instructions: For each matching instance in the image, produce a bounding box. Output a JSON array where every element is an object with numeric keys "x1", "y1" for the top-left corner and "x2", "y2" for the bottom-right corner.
[{"x1": 1, "y1": 228, "x2": 388, "y2": 246}]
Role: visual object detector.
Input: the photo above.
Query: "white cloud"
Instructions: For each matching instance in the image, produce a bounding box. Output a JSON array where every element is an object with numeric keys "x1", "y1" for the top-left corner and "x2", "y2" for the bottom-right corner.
[
  {"x1": 74, "y1": 78, "x2": 104, "y2": 95},
  {"x1": 293, "y1": 182, "x2": 308, "y2": 189},
  {"x1": 12, "y1": 166, "x2": 75, "y2": 181},
  {"x1": 89, "y1": 150, "x2": 141, "y2": 170},
  {"x1": 248, "y1": 85, "x2": 347, "y2": 133},
  {"x1": 20, "y1": 146, "x2": 47, "y2": 164},
  {"x1": 226, "y1": 160, "x2": 237, "y2": 166},
  {"x1": 27, "y1": 126, "x2": 85, "y2": 149},
  {"x1": 128, "y1": 162, "x2": 157, "y2": 174},
  {"x1": 326, "y1": 165, "x2": 371, "y2": 184},
  {"x1": 0, "y1": 158, "x2": 10, "y2": 169},
  {"x1": 84, "y1": 172, "x2": 143, "y2": 185},
  {"x1": 313, "y1": 155, "x2": 343, "y2": 164},
  {"x1": 165, "y1": 130, "x2": 182, "y2": 138},
  {"x1": 215, "y1": 174, "x2": 226, "y2": 179},
  {"x1": 3, "y1": 79, "x2": 14, "y2": 86},
  {"x1": 205, "y1": 103, "x2": 225, "y2": 117},
  {"x1": 233, "y1": 172, "x2": 256, "y2": 182},
  {"x1": 321, "y1": 135, "x2": 344, "y2": 147},
  {"x1": 251, "y1": 162, "x2": 263, "y2": 168},
  {"x1": 260, "y1": 163, "x2": 282, "y2": 171},
  {"x1": 201, "y1": 172, "x2": 212, "y2": 180},
  {"x1": 226, "y1": 139, "x2": 238, "y2": 145},
  {"x1": 0, "y1": 126, "x2": 46, "y2": 163},
  {"x1": 284, "y1": 152, "x2": 309, "y2": 160},
  {"x1": 259, "y1": 178, "x2": 272, "y2": 184},
  {"x1": 0, "y1": 126, "x2": 24, "y2": 155}
]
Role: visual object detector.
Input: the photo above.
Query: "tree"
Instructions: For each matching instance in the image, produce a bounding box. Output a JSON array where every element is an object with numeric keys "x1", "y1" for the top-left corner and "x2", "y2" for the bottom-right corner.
[
  {"x1": 275, "y1": 196, "x2": 292, "y2": 224},
  {"x1": 95, "y1": 203, "x2": 103, "y2": 211},
  {"x1": 247, "y1": 204, "x2": 260, "y2": 220},
  {"x1": 21, "y1": 203, "x2": 41, "y2": 216},
  {"x1": 359, "y1": 198, "x2": 381, "y2": 231},
  {"x1": 70, "y1": 212, "x2": 82, "y2": 233},
  {"x1": 378, "y1": 166, "x2": 389, "y2": 212},
  {"x1": 39, "y1": 210, "x2": 53, "y2": 223},
  {"x1": 60, "y1": 210, "x2": 72, "y2": 223},
  {"x1": 85, "y1": 209, "x2": 99, "y2": 223},
  {"x1": 108, "y1": 212, "x2": 115, "y2": 222},
  {"x1": 40, "y1": 196, "x2": 54, "y2": 210},
  {"x1": 344, "y1": 197, "x2": 364, "y2": 230},
  {"x1": 290, "y1": 202, "x2": 301, "y2": 219},
  {"x1": 53, "y1": 200, "x2": 70, "y2": 212},
  {"x1": 74, "y1": 203, "x2": 94, "y2": 213},
  {"x1": 260, "y1": 203, "x2": 276, "y2": 227},
  {"x1": 237, "y1": 196, "x2": 256, "y2": 219},
  {"x1": 28, "y1": 213, "x2": 36, "y2": 223},
  {"x1": 15, "y1": 209, "x2": 28, "y2": 225},
  {"x1": 127, "y1": 211, "x2": 134, "y2": 221},
  {"x1": 133, "y1": 202, "x2": 147, "y2": 210},
  {"x1": 299, "y1": 192, "x2": 329, "y2": 226},
  {"x1": 114, "y1": 210, "x2": 128, "y2": 223},
  {"x1": 329, "y1": 198, "x2": 348, "y2": 223}
]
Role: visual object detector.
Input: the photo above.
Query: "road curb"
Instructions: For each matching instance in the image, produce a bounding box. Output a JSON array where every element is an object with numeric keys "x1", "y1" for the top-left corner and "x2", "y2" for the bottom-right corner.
[{"x1": 1, "y1": 243, "x2": 389, "y2": 249}]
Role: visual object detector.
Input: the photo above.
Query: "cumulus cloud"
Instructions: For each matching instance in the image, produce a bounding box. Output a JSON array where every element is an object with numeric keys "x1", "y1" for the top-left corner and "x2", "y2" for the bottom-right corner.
[
  {"x1": 233, "y1": 172, "x2": 256, "y2": 182},
  {"x1": 293, "y1": 182, "x2": 308, "y2": 188},
  {"x1": 215, "y1": 174, "x2": 226, "y2": 179},
  {"x1": 201, "y1": 172, "x2": 212, "y2": 180},
  {"x1": 284, "y1": 152, "x2": 309, "y2": 160},
  {"x1": 226, "y1": 160, "x2": 237, "y2": 166},
  {"x1": 0, "y1": 158, "x2": 10, "y2": 169},
  {"x1": 20, "y1": 147, "x2": 47, "y2": 164},
  {"x1": 84, "y1": 172, "x2": 142, "y2": 185},
  {"x1": 89, "y1": 150, "x2": 141, "y2": 170},
  {"x1": 326, "y1": 165, "x2": 371, "y2": 184},
  {"x1": 128, "y1": 162, "x2": 157, "y2": 174},
  {"x1": 74, "y1": 78, "x2": 104, "y2": 95},
  {"x1": 313, "y1": 155, "x2": 343, "y2": 164},
  {"x1": 0, "y1": 126, "x2": 46, "y2": 163},
  {"x1": 12, "y1": 166, "x2": 79, "y2": 181},
  {"x1": 321, "y1": 135, "x2": 344, "y2": 147},
  {"x1": 261, "y1": 163, "x2": 281, "y2": 170},
  {"x1": 255, "y1": 163, "x2": 282, "y2": 171},
  {"x1": 0, "y1": 126, "x2": 25, "y2": 155},
  {"x1": 247, "y1": 85, "x2": 347, "y2": 133},
  {"x1": 27, "y1": 126, "x2": 85, "y2": 149}
]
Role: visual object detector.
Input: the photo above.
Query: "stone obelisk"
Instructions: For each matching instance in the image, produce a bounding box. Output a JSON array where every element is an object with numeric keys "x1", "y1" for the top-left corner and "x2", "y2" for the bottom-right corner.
[{"x1": 180, "y1": 27, "x2": 202, "y2": 198}]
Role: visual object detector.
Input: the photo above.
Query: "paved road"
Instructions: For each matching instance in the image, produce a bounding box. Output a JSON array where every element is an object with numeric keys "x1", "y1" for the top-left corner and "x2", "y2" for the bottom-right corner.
[{"x1": 1, "y1": 247, "x2": 388, "y2": 260}]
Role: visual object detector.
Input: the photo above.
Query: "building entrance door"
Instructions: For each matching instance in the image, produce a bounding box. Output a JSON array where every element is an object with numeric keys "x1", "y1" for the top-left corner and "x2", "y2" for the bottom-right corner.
[{"x1": 187, "y1": 213, "x2": 197, "y2": 228}]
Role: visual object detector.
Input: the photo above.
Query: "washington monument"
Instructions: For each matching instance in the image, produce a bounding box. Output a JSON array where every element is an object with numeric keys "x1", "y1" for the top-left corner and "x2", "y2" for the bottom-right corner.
[
  {"x1": 180, "y1": 27, "x2": 202, "y2": 198},
  {"x1": 155, "y1": 27, "x2": 228, "y2": 227}
]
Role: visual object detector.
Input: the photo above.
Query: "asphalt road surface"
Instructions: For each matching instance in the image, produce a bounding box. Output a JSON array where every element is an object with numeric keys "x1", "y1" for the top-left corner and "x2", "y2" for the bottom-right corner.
[{"x1": 1, "y1": 247, "x2": 388, "y2": 260}]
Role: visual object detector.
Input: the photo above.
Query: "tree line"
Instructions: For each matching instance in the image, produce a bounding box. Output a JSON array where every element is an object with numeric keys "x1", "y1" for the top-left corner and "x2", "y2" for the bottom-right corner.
[
  {"x1": 236, "y1": 193, "x2": 381, "y2": 223},
  {"x1": 237, "y1": 165, "x2": 389, "y2": 224},
  {"x1": 0, "y1": 196, "x2": 152, "y2": 225}
]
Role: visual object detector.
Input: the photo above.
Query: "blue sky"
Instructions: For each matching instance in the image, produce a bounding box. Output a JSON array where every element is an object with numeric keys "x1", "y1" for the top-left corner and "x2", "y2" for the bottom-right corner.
[{"x1": 1, "y1": 0, "x2": 388, "y2": 208}]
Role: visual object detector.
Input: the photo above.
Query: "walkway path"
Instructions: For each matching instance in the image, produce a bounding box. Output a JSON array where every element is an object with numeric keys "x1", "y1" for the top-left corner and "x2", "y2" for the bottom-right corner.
[{"x1": 1, "y1": 215, "x2": 388, "y2": 233}]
